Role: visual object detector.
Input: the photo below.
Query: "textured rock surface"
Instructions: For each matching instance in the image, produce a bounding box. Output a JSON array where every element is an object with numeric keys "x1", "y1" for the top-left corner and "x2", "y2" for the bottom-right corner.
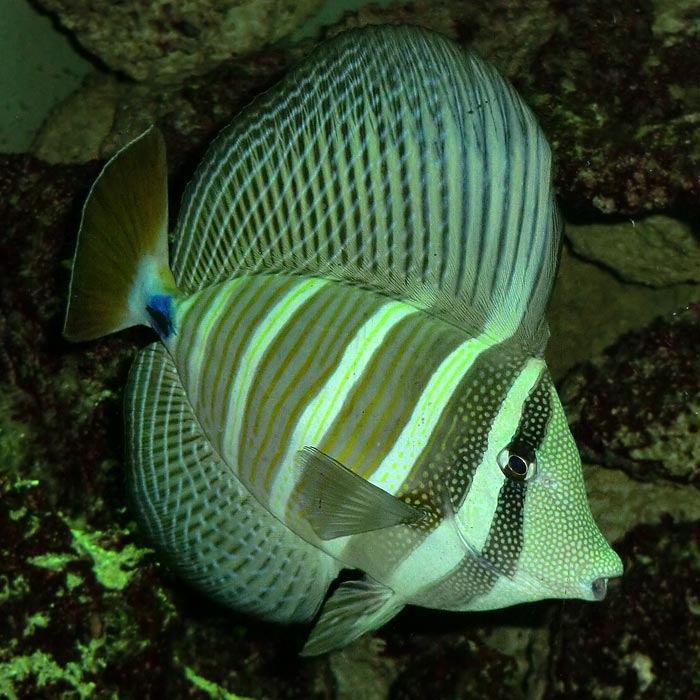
[
  {"x1": 0, "y1": 478, "x2": 326, "y2": 700},
  {"x1": 32, "y1": 44, "x2": 300, "y2": 165},
  {"x1": 316, "y1": 0, "x2": 700, "y2": 216},
  {"x1": 523, "y1": 2, "x2": 700, "y2": 216},
  {"x1": 545, "y1": 246, "x2": 699, "y2": 380},
  {"x1": 31, "y1": 76, "x2": 124, "y2": 165},
  {"x1": 566, "y1": 216, "x2": 700, "y2": 287},
  {"x1": 4, "y1": 2, "x2": 700, "y2": 699},
  {"x1": 546, "y1": 521, "x2": 700, "y2": 700},
  {"x1": 562, "y1": 303, "x2": 700, "y2": 486},
  {"x1": 551, "y1": 300, "x2": 700, "y2": 700},
  {"x1": 584, "y1": 466, "x2": 700, "y2": 546},
  {"x1": 35, "y1": 0, "x2": 323, "y2": 83},
  {"x1": 33, "y1": 0, "x2": 700, "y2": 219}
]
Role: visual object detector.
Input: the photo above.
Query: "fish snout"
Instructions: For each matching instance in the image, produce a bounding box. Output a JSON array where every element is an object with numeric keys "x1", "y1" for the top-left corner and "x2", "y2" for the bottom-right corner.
[
  {"x1": 590, "y1": 576, "x2": 608, "y2": 601},
  {"x1": 579, "y1": 569, "x2": 618, "y2": 601}
]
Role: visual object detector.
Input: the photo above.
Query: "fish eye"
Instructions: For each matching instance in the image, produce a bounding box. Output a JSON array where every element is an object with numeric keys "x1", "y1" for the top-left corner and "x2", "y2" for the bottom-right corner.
[{"x1": 497, "y1": 441, "x2": 537, "y2": 482}]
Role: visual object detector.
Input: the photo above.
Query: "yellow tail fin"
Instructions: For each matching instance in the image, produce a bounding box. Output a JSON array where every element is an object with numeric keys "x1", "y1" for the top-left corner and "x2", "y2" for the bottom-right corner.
[{"x1": 64, "y1": 127, "x2": 177, "y2": 342}]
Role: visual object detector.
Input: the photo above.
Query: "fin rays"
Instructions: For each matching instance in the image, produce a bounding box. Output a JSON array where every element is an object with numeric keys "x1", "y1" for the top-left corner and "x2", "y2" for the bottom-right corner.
[
  {"x1": 293, "y1": 447, "x2": 426, "y2": 540},
  {"x1": 301, "y1": 576, "x2": 402, "y2": 656},
  {"x1": 125, "y1": 343, "x2": 338, "y2": 623},
  {"x1": 172, "y1": 26, "x2": 560, "y2": 350},
  {"x1": 64, "y1": 127, "x2": 175, "y2": 341}
]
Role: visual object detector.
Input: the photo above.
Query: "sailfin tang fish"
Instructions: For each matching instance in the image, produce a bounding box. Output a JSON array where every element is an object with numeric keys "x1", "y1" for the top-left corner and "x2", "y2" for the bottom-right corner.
[{"x1": 64, "y1": 25, "x2": 623, "y2": 655}]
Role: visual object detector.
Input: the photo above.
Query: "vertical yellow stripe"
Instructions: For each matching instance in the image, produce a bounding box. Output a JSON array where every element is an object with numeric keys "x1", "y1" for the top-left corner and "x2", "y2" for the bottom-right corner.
[
  {"x1": 371, "y1": 333, "x2": 492, "y2": 493},
  {"x1": 269, "y1": 300, "x2": 417, "y2": 515},
  {"x1": 223, "y1": 278, "x2": 329, "y2": 483}
]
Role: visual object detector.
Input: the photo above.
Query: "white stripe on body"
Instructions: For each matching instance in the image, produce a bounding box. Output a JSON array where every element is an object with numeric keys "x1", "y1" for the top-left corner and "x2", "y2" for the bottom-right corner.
[
  {"x1": 167, "y1": 284, "x2": 238, "y2": 406},
  {"x1": 370, "y1": 332, "x2": 493, "y2": 494},
  {"x1": 387, "y1": 357, "x2": 546, "y2": 600},
  {"x1": 455, "y1": 357, "x2": 546, "y2": 550},
  {"x1": 270, "y1": 300, "x2": 418, "y2": 517},
  {"x1": 220, "y1": 278, "x2": 329, "y2": 480}
]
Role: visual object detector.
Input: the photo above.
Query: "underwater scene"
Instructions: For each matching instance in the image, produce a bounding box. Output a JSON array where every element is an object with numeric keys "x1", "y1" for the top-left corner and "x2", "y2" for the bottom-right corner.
[{"x1": 1, "y1": 1, "x2": 699, "y2": 698}]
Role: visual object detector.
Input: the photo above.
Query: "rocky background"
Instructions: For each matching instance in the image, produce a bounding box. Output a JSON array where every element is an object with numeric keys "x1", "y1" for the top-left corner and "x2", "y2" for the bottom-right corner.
[{"x1": 1, "y1": 1, "x2": 699, "y2": 699}]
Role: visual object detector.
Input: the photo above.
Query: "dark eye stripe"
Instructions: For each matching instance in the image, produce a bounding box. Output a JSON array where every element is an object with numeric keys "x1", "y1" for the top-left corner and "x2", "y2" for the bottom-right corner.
[
  {"x1": 480, "y1": 478, "x2": 525, "y2": 578},
  {"x1": 479, "y1": 372, "x2": 553, "y2": 577},
  {"x1": 511, "y1": 372, "x2": 553, "y2": 453},
  {"x1": 396, "y1": 343, "x2": 529, "y2": 513}
]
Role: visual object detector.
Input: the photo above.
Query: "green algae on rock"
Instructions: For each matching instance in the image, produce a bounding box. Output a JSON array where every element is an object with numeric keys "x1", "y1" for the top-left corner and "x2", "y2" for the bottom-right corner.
[
  {"x1": 27, "y1": 522, "x2": 151, "y2": 592},
  {"x1": 521, "y1": 1, "x2": 700, "y2": 216},
  {"x1": 0, "y1": 474, "x2": 278, "y2": 700},
  {"x1": 4, "y1": 2, "x2": 700, "y2": 698}
]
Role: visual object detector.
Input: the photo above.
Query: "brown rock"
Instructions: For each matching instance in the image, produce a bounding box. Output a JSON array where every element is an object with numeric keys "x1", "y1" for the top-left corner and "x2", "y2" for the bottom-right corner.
[{"x1": 35, "y1": 0, "x2": 323, "y2": 83}]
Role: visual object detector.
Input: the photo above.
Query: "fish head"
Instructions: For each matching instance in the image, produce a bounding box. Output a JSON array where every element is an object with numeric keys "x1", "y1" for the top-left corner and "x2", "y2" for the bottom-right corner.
[
  {"x1": 463, "y1": 371, "x2": 623, "y2": 611},
  {"x1": 515, "y1": 383, "x2": 623, "y2": 601}
]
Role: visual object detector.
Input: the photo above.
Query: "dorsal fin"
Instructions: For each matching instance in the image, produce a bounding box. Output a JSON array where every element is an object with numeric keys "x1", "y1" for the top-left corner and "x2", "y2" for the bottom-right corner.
[{"x1": 172, "y1": 25, "x2": 560, "y2": 349}]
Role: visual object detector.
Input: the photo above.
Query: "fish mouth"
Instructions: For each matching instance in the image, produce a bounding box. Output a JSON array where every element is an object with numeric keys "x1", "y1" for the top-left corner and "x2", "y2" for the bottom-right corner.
[
  {"x1": 574, "y1": 549, "x2": 624, "y2": 602},
  {"x1": 588, "y1": 576, "x2": 608, "y2": 601},
  {"x1": 499, "y1": 564, "x2": 619, "y2": 604},
  {"x1": 581, "y1": 576, "x2": 609, "y2": 601}
]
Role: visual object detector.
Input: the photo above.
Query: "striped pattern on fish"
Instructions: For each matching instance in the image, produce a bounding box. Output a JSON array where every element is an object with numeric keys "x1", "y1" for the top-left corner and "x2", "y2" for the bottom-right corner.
[
  {"x1": 126, "y1": 342, "x2": 339, "y2": 623},
  {"x1": 172, "y1": 27, "x2": 557, "y2": 348},
  {"x1": 63, "y1": 25, "x2": 623, "y2": 655},
  {"x1": 163, "y1": 269, "x2": 556, "y2": 605},
  {"x1": 168, "y1": 274, "x2": 465, "y2": 511}
]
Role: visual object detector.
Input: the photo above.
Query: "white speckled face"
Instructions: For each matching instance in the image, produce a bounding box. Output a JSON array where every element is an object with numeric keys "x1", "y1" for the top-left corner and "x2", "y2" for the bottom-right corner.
[
  {"x1": 447, "y1": 369, "x2": 623, "y2": 613},
  {"x1": 509, "y1": 384, "x2": 623, "y2": 604}
]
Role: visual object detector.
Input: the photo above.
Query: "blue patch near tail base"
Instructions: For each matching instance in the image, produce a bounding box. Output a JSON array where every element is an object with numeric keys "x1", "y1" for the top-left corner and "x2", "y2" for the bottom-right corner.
[{"x1": 146, "y1": 294, "x2": 175, "y2": 340}]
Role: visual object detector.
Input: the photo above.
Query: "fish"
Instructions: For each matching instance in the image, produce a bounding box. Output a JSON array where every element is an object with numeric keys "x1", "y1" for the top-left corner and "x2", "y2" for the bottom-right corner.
[{"x1": 64, "y1": 24, "x2": 623, "y2": 655}]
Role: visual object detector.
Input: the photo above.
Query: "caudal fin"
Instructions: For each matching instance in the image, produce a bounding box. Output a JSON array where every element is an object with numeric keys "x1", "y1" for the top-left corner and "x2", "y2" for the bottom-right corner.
[{"x1": 64, "y1": 127, "x2": 177, "y2": 342}]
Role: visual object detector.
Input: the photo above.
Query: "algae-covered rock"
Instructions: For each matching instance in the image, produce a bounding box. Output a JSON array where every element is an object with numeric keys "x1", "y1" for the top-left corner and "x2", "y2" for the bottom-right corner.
[
  {"x1": 0, "y1": 476, "x2": 320, "y2": 700},
  {"x1": 33, "y1": 0, "x2": 700, "y2": 219},
  {"x1": 0, "y1": 477, "x2": 167, "y2": 700},
  {"x1": 35, "y1": 0, "x2": 323, "y2": 84},
  {"x1": 562, "y1": 304, "x2": 700, "y2": 486},
  {"x1": 546, "y1": 245, "x2": 699, "y2": 380},
  {"x1": 32, "y1": 44, "x2": 299, "y2": 165},
  {"x1": 0, "y1": 152, "x2": 327, "y2": 699},
  {"x1": 522, "y1": 1, "x2": 700, "y2": 216},
  {"x1": 546, "y1": 520, "x2": 700, "y2": 700},
  {"x1": 4, "y1": 3, "x2": 700, "y2": 699}
]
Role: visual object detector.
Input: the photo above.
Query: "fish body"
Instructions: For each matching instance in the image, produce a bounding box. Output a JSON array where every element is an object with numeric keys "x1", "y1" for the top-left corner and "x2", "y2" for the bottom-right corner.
[{"x1": 64, "y1": 25, "x2": 623, "y2": 654}]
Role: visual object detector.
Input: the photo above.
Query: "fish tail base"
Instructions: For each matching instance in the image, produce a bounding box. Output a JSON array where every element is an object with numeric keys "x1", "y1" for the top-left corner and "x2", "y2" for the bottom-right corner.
[{"x1": 64, "y1": 126, "x2": 175, "y2": 341}]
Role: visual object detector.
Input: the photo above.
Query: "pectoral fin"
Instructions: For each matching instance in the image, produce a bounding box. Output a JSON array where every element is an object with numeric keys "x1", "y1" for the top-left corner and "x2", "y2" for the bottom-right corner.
[
  {"x1": 301, "y1": 576, "x2": 402, "y2": 656},
  {"x1": 294, "y1": 446, "x2": 425, "y2": 540}
]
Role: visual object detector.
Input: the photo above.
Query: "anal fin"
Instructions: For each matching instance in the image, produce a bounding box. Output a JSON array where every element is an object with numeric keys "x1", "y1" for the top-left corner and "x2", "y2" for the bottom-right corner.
[
  {"x1": 294, "y1": 446, "x2": 425, "y2": 540},
  {"x1": 125, "y1": 344, "x2": 338, "y2": 623},
  {"x1": 302, "y1": 576, "x2": 402, "y2": 656}
]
